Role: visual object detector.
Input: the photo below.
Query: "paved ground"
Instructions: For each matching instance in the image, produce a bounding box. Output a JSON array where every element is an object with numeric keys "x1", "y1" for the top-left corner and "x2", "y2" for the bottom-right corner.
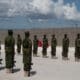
[{"x1": 0, "y1": 45, "x2": 80, "y2": 80}]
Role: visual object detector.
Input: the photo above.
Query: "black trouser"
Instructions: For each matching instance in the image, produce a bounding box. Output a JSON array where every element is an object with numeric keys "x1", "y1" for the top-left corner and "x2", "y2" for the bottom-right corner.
[
  {"x1": 75, "y1": 47, "x2": 80, "y2": 59},
  {"x1": 62, "y1": 47, "x2": 68, "y2": 57},
  {"x1": 42, "y1": 47, "x2": 47, "y2": 56},
  {"x1": 17, "y1": 45, "x2": 21, "y2": 53},
  {"x1": 5, "y1": 53, "x2": 14, "y2": 68},
  {"x1": 33, "y1": 47, "x2": 38, "y2": 55},
  {"x1": 24, "y1": 63, "x2": 31, "y2": 76},
  {"x1": 51, "y1": 47, "x2": 56, "y2": 56}
]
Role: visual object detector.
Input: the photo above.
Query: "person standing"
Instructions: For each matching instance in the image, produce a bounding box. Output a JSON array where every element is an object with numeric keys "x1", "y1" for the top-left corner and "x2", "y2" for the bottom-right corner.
[
  {"x1": 0, "y1": 40, "x2": 2, "y2": 64},
  {"x1": 42, "y1": 35, "x2": 48, "y2": 58},
  {"x1": 33, "y1": 35, "x2": 38, "y2": 57},
  {"x1": 51, "y1": 34, "x2": 57, "y2": 59},
  {"x1": 62, "y1": 34, "x2": 69, "y2": 60},
  {"x1": 22, "y1": 31, "x2": 32, "y2": 77},
  {"x1": 5, "y1": 30, "x2": 15, "y2": 73},
  {"x1": 75, "y1": 33, "x2": 80, "y2": 61},
  {"x1": 17, "y1": 34, "x2": 22, "y2": 54}
]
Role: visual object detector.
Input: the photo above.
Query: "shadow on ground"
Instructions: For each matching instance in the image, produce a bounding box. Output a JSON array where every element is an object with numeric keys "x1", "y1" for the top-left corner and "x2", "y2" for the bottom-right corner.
[
  {"x1": 13, "y1": 68, "x2": 21, "y2": 73},
  {"x1": 0, "y1": 66, "x2": 5, "y2": 70},
  {"x1": 30, "y1": 71, "x2": 37, "y2": 77}
]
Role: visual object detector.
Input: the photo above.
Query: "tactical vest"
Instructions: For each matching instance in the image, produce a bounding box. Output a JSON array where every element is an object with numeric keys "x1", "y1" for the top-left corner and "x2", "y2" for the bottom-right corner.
[
  {"x1": 33, "y1": 39, "x2": 38, "y2": 46},
  {"x1": 43, "y1": 38, "x2": 48, "y2": 47},
  {"x1": 23, "y1": 38, "x2": 29, "y2": 48},
  {"x1": 51, "y1": 38, "x2": 56, "y2": 47},
  {"x1": 5, "y1": 36, "x2": 14, "y2": 48},
  {"x1": 17, "y1": 37, "x2": 22, "y2": 45},
  {"x1": 63, "y1": 38, "x2": 69, "y2": 47},
  {"x1": 76, "y1": 39, "x2": 80, "y2": 47}
]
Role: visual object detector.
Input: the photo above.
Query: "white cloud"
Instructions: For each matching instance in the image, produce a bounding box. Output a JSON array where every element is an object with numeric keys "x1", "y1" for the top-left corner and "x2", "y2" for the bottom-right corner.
[
  {"x1": 30, "y1": 0, "x2": 53, "y2": 14},
  {"x1": 63, "y1": 3, "x2": 80, "y2": 20},
  {"x1": 0, "y1": 0, "x2": 80, "y2": 21},
  {"x1": 53, "y1": 0, "x2": 64, "y2": 18}
]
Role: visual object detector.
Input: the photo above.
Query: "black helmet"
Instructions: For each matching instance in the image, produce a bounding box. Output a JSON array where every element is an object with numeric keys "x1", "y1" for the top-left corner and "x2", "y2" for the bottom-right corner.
[
  {"x1": 34, "y1": 35, "x2": 37, "y2": 38},
  {"x1": 18, "y1": 34, "x2": 20, "y2": 37},
  {"x1": 44, "y1": 34, "x2": 46, "y2": 38},
  {"x1": 64, "y1": 34, "x2": 67, "y2": 38},
  {"x1": 25, "y1": 31, "x2": 30, "y2": 37},
  {"x1": 52, "y1": 34, "x2": 55, "y2": 37},
  {"x1": 77, "y1": 33, "x2": 80, "y2": 38},
  {"x1": 8, "y1": 30, "x2": 13, "y2": 36}
]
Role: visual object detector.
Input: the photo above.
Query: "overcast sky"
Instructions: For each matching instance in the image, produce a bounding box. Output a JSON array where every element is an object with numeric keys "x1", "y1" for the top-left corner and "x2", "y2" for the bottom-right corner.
[
  {"x1": 0, "y1": 0, "x2": 80, "y2": 20},
  {"x1": 0, "y1": 0, "x2": 80, "y2": 29}
]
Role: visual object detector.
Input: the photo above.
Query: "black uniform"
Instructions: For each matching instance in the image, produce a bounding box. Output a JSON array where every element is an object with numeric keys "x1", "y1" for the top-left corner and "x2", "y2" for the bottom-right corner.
[
  {"x1": 62, "y1": 34, "x2": 69, "y2": 59},
  {"x1": 33, "y1": 35, "x2": 38, "y2": 56},
  {"x1": 75, "y1": 34, "x2": 80, "y2": 60},
  {"x1": 51, "y1": 35, "x2": 57, "y2": 58},
  {"x1": 0, "y1": 40, "x2": 2, "y2": 64},
  {"x1": 17, "y1": 34, "x2": 22, "y2": 54},
  {"x1": 42, "y1": 35, "x2": 48, "y2": 57},
  {"x1": 5, "y1": 30, "x2": 15, "y2": 71},
  {"x1": 22, "y1": 31, "x2": 32, "y2": 76}
]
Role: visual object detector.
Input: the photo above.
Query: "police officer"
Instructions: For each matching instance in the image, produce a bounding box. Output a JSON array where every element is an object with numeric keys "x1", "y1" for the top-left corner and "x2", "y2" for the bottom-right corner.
[
  {"x1": 17, "y1": 34, "x2": 22, "y2": 54},
  {"x1": 62, "y1": 34, "x2": 69, "y2": 60},
  {"x1": 75, "y1": 33, "x2": 80, "y2": 61},
  {"x1": 51, "y1": 34, "x2": 57, "y2": 59},
  {"x1": 5, "y1": 30, "x2": 15, "y2": 73},
  {"x1": 42, "y1": 35, "x2": 48, "y2": 58},
  {"x1": 33, "y1": 35, "x2": 38, "y2": 57},
  {"x1": 22, "y1": 31, "x2": 32, "y2": 77}
]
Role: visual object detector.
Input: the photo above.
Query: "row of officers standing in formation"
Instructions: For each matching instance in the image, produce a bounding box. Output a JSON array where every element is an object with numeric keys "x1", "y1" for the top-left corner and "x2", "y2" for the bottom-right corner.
[{"x1": 0, "y1": 30, "x2": 80, "y2": 77}]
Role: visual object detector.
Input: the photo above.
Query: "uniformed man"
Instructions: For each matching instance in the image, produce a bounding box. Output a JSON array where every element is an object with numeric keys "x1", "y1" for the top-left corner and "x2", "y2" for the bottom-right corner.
[
  {"x1": 75, "y1": 33, "x2": 80, "y2": 61},
  {"x1": 5, "y1": 30, "x2": 15, "y2": 73},
  {"x1": 42, "y1": 35, "x2": 48, "y2": 58},
  {"x1": 62, "y1": 34, "x2": 69, "y2": 60},
  {"x1": 17, "y1": 34, "x2": 22, "y2": 54},
  {"x1": 51, "y1": 34, "x2": 57, "y2": 59},
  {"x1": 0, "y1": 40, "x2": 2, "y2": 64},
  {"x1": 33, "y1": 35, "x2": 38, "y2": 57},
  {"x1": 22, "y1": 31, "x2": 32, "y2": 77}
]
